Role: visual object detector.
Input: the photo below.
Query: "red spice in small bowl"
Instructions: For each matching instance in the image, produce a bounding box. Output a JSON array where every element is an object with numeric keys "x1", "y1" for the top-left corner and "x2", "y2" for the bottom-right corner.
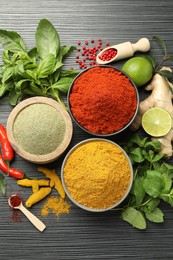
[{"x1": 68, "y1": 65, "x2": 139, "y2": 136}]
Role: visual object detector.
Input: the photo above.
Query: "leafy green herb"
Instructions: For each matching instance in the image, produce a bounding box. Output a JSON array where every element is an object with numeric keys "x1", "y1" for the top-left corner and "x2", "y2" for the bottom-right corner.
[
  {"x1": 0, "y1": 19, "x2": 78, "y2": 108},
  {"x1": 0, "y1": 173, "x2": 7, "y2": 196},
  {"x1": 117, "y1": 133, "x2": 173, "y2": 230},
  {"x1": 152, "y1": 35, "x2": 173, "y2": 77}
]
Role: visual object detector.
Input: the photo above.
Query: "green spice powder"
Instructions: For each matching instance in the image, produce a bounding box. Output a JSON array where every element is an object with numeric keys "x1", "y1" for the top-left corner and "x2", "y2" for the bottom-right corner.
[{"x1": 13, "y1": 103, "x2": 66, "y2": 155}]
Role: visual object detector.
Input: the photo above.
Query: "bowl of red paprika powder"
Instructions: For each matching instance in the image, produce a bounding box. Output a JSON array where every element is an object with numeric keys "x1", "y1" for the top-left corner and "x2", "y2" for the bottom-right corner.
[{"x1": 67, "y1": 65, "x2": 139, "y2": 136}]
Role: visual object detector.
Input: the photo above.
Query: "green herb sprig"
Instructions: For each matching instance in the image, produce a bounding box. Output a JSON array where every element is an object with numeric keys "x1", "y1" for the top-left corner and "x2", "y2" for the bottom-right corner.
[
  {"x1": 118, "y1": 134, "x2": 173, "y2": 230},
  {"x1": 0, "y1": 173, "x2": 7, "y2": 196},
  {"x1": 0, "y1": 19, "x2": 78, "y2": 108}
]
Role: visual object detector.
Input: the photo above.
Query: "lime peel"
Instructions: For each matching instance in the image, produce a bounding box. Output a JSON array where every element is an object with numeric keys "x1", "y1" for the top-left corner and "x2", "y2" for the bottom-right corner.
[{"x1": 142, "y1": 107, "x2": 172, "y2": 137}]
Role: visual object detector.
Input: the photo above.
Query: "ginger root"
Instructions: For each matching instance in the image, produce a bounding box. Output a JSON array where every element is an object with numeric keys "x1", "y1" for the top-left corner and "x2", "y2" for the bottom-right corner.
[{"x1": 130, "y1": 67, "x2": 173, "y2": 158}]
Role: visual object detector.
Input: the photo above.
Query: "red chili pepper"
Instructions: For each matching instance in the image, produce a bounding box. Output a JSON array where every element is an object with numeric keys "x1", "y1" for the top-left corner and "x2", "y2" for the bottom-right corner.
[
  {"x1": 0, "y1": 154, "x2": 24, "y2": 179},
  {"x1": 0, "y1": 124, "x2": 14, "y2": 162}
]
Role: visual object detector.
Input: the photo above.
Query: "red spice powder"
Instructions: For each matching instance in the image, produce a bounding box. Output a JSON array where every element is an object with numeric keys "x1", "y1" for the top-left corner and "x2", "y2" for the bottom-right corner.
[
  {"x1": 10, "y1": 195, "x2": 22, "y2": 208},
  {"x1": 69, "y1": 66, "x2": 137, "y2": 135}
]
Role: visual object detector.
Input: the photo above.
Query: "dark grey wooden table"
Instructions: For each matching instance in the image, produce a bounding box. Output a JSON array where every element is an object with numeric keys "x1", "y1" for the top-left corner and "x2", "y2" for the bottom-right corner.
[{"x1": 0, "y1": 1, "x2": 173, "y2": 259}]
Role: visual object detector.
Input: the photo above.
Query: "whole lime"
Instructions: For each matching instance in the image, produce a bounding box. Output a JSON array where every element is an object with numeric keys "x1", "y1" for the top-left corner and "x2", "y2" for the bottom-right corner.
[{"x1": 122, "y1": 56, "x2": 153, "y2": 87}]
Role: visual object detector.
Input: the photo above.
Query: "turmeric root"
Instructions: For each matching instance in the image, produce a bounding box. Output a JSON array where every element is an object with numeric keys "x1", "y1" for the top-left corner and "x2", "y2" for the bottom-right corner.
[
  {"x1": 37, "y1": 167, "x2": 65, "y2": 198},
  {"x1": 17, "y1": 179, "x2": 50, "y2": 193},
  {"x1": 130, "y1": 67, "x2": 173, "y2": 158},
  {"x1": 26, "y1": 187, "x2": 52, "y2": 208}
]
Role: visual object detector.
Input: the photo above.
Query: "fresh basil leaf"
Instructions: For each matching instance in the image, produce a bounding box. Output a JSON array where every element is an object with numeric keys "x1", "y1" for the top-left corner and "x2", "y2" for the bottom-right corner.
[
  {"x1": 145, "y1": 207, "x2": 164, "y2": 223},
  {"x1": 121, "y1": 207, "x2": 146, "y2": 230},
  {"x1": 53, "y1": 61, "x2": 63, "y2": 72},
  {"x1": 28, "y1": 47, "x2": 38, "y2": 59},
  {"x1": 37, "y1": 54, "x2": 56, "y2": 78},
  {"x1": 143, "y1": 170, "x2": 164, "y2": 198},
  {"x1": 61, "y1": 45, "x2": 77, "y2": 58},
  {"x1": 9, "y1": 88, "x2": 20, "y2": 105},
  {"x1": 0, "y1": 85, "x2": 6, "y2": 96},
  {"x1": 36, "y1": 19, "x2": 60, "y2": 59},
  {"x1": 15, "y1": 79, "x2": 31, "y2": 94},
  {"x1": 0, "y1": 173, "x2": 7, "y2": 196},
  {"x1": 60, "y1": 69, "x2": 79, "y2": 77},
  {"x1": 25, "y1": 69, "x2": 37, "y2": 80},
  {"x1": 28, "y1": 81, "x2": 46, "y2": 96},
  {"x1": 52, "y1": 77, "x2": 74, "y2": 94},
  {"x1": 0, "y1": 29, "x2": 26, "y2": 53},
  {"x1": 2, "y1": 67, "x2": 13, "y2": 83},
  {"x1": 2, "y1": 50, "x2": 11, "y2": 65}
]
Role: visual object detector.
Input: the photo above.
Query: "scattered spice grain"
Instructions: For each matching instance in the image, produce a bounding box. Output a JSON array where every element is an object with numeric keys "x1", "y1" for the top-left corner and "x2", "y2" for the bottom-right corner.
[{"x1": 41, "y1": 196, "x2": 70, "y2": 218}]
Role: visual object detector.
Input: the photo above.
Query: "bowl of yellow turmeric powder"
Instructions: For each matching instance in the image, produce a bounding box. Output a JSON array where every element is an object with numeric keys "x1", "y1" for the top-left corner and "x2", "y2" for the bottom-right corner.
[{"x1": 61, "y1": 138, "x2": 133, "y2": 212}]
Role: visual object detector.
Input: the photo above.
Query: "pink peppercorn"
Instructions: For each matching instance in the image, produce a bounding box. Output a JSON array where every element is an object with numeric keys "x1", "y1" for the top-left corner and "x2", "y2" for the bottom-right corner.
[
  {"x1": 98, "y1": 48, "x2": 117, "y2": 61},
  {"x1": 75, "y1": 38, "x2": 113, "y2": 69}
]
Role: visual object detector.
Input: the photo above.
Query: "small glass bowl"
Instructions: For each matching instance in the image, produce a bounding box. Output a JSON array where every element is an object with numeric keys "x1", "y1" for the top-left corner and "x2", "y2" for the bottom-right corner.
[
  {"x1": 67, "y1": 65, "x2": 139, "y2": 137},
  {"x1": 61, "y1": 138, "x2": 133, "y2": 212}
]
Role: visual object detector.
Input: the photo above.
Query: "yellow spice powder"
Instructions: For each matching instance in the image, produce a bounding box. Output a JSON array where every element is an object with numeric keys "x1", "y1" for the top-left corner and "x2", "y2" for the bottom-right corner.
[
  {"x1": 41, "y1": 196, "x2": 70, "y2": 217},
  {"x1": 63, "y1": 140, "x2": 132, "y2": 210}
]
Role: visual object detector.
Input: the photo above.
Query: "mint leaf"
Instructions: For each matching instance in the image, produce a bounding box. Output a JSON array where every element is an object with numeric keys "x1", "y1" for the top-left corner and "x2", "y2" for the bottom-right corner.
[
  {"x1": 121, "y1": 207, "x2": 146, "y2": 230},
  {"x1": 36, "y1": 19, "x2": 60, "y2": 59},
  {"x1": 144, "y1": 140, "x2": 161, "y2": 150},
  {"x1": 0, "y1": 29, "x2": 26, "y2": 53},
  {"x1": 133, "y1": 177, "x2": 146, "y2": 208},
  {"x1": 160, "y1": 188, "x2": 173, "y2": 207},
  {"x1": 145, "y1": 207, "x2": 164, "y2": 223},
  {"x1": 0, "y1": 173, "x2": 7, "y2": 196},
  {"x1": 143, "y1": 170, "x2": 164, "y2": 198},
  {"x1": 146, "y1": 198, "x2": 160, "y2": 212},
  {"x1": 130, "y1": 147, "x2": 144, "y2": 163}
]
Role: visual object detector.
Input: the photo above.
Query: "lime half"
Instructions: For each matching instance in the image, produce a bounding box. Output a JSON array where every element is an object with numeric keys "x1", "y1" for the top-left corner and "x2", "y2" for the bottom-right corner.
[{"x1": 142, "y1": 107, "x2": 172, "y2": 137}]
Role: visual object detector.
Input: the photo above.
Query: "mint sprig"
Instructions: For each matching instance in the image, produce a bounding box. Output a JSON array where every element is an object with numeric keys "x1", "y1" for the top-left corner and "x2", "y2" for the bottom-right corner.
[{"x1": 118, "y1": 134, "x2": 173, "y2": 230}]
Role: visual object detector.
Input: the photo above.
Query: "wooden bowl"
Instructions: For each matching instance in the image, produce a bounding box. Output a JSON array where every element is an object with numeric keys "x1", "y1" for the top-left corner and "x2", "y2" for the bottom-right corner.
[{"x1": 7, "y1": 97, "x2": 73, "y2": 164}]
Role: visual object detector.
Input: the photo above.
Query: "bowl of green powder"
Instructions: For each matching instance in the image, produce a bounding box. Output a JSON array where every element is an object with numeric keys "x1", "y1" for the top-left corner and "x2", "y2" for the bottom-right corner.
[
  {"x1": 61, "y1": 138, "x2": 133, "y2": 212},
  {"x1": 7, "y1": 97, "x2": 73, "y2": 164}
]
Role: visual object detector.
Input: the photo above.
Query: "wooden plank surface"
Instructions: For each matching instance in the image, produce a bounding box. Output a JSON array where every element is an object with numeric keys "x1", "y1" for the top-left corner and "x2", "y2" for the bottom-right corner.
[{"x1": 0, "y1": 0, "x2": 173, "y2": 259}]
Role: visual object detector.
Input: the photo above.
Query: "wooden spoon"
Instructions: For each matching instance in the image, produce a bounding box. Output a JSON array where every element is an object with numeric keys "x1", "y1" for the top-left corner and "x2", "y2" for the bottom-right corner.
[
  {"x1": 96, "y1": 37, "x2": 150, "y2": 65},
  {"x1": 8, "y1": 194, "x2": 46, "y2": 232}
]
